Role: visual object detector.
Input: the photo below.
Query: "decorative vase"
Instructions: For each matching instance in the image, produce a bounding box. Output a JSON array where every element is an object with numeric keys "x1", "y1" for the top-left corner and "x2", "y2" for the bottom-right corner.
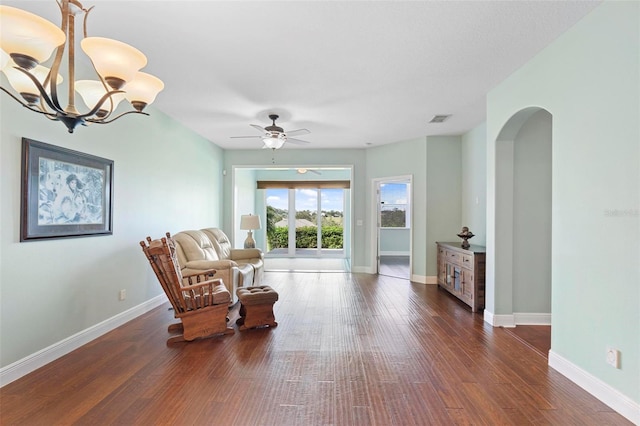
[{"x1": 457, "y1": 226, "x2": 475, "y2": 249}]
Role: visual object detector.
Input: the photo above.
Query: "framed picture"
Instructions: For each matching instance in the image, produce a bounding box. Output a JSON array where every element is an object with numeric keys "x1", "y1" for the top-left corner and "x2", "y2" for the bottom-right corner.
[{"x1": 21, "y1": 138, "x2": 114, "y2": 241}]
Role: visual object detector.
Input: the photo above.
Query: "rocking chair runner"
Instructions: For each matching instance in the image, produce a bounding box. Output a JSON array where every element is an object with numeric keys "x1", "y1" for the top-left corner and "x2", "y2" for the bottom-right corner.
[{"x1": 140, "y1": 235, "x2": 234, "y2": 344}]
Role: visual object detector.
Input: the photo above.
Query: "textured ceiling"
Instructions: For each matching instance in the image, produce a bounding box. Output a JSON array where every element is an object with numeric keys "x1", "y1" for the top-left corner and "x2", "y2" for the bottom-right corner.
[{"x1": 3, "y1": 1, "x2": 601, "y2": 150}]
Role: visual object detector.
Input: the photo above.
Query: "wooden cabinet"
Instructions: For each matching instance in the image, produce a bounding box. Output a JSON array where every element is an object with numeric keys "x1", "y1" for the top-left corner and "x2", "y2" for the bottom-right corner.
[{"x1": 436, "y1": 242, "x2": 486, "y2": 312}]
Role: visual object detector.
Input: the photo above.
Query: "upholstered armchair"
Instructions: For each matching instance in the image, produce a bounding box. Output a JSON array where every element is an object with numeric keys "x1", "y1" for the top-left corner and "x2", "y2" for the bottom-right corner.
[{"x1": 171, "y1": 228, "x2": 264, "y2": 303}]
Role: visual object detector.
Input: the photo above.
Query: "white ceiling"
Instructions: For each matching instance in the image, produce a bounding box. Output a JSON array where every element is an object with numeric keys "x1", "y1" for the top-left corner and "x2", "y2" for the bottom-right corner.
[{"x1": 5, "y1": 1, "x2": 601, "y2": 150}]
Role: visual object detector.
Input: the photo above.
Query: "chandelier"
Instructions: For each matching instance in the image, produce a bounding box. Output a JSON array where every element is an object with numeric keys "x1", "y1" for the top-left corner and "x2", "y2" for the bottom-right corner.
[{"x1": 0, "y1": 1, "x2": 164, "y2": 133}]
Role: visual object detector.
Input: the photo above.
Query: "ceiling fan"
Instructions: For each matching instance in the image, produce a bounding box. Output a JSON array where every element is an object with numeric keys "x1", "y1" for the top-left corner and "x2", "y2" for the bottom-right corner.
[
  {"x1": 231, "y1": 114, "x2": 311, "y2": 150},
  {"x1": 297, "y1": 168, "x2": 321, "y2": 175}
]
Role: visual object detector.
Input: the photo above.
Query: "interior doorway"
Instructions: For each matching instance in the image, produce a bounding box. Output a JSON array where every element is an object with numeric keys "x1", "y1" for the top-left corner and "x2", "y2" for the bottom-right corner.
[
  {"x1": 493, "y1": 107, "x2": 552, "y2": 352},
  {"x1": 374, "y1": 176, "x2": 412, "y2": 280}
]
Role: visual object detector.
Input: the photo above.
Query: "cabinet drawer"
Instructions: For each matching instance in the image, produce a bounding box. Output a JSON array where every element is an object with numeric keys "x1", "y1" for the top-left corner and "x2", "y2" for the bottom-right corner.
[
  {"x1": 446, "y1": 250, "x2": 462, "y2": 265},
  {"x1": 461, "y1": 253, "x2": 474, "y2": 268}
]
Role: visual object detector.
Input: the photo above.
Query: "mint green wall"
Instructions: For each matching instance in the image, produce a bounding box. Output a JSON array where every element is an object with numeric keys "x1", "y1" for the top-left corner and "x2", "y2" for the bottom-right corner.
[
  {"x1": 0, "y1": 101, "x2": 224, "y2": 368},
  {"x1": 233, "y1": 168, "x2": 257, "y2": 248},
  {"x1": 461, "y1": 123, "x2": 487, "y2": 246},
  {"x1": 380, "y1": 229, "x2": 410, "y2": 253},
  {"x1": 487, "y1": 1, "x2": 639, "y2": 403},
  {"x1": 426, "y1": 136, "x2": 462, "y2": 276},
  {"x1": 366, "y1": 138, "x2": 427, "y2": 276},
  {"x1": 513, "y1": 110, "x2": 552, "y2": 313}
]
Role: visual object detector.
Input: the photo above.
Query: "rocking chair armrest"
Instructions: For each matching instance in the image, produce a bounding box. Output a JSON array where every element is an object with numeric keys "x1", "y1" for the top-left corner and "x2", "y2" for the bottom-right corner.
[
  {"x1": 181, "y1": 277, "x2": 223, "y2": 290},
  {"x1": 182, "y1": 268, "x2": 217, "y2": 279},
  {"x1": 179, "y1": 277, "x2": 231, "y2": 306}
]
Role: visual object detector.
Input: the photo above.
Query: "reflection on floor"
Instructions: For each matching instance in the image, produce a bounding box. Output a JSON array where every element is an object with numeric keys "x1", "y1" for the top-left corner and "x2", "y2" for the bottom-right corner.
[
  {"x1": 264, "y1": 257, "x2": 350, "y2": 272},
  {"x1": 505, "y1": 325, "x2": 551, "y2": 357},
  {"x1": 379, "y1": 255, "x2": 410, "y2": 280}
]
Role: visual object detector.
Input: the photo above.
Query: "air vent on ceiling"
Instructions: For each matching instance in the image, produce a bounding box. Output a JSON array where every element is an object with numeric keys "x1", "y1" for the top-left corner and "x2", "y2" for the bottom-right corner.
[{"x1": 429, "y1": 114, "x2": 451, "y2": 123}]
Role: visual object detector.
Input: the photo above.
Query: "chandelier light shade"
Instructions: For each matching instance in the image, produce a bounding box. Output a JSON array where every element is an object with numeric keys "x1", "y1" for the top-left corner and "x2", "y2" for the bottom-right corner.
[
  {"x1": 0, "y1": 5, "x2": 66, "y2": 69},
  {"x1": 3, "y1": 63, "x2": 62, "y2": 104},
  {"x1": 240, "y1": 214, "x2": 262, "y2": 249},
  {"x1": 80, "y1": 37, "x2": 147, "y2": 89},
  {"x1": 75, "y1": 80, "x2": 125, "y2": 117},
  {"x1": 1, "y1": 49, "x2": 10, "y2": 70},
  {"x1": 0, "y1": 1, "x2": 163, "y2": 133},
  {"x1": 124, "y1": 72, "x2": 165, "y2": 112}
]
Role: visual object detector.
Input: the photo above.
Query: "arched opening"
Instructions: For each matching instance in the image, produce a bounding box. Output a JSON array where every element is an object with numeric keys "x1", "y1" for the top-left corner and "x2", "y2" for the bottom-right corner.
[{"x1": 493, "y1": 107, "x2": 553, "y2": 354}]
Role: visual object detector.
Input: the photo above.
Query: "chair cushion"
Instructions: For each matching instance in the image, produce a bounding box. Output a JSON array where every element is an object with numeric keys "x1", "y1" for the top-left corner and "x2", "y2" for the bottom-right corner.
[
  {"x1": 201, "y1": 228, "x2": 232, "y2": 259},
  {"x1": 173, "y1": 230, "x2": 220, "y2": 265}
]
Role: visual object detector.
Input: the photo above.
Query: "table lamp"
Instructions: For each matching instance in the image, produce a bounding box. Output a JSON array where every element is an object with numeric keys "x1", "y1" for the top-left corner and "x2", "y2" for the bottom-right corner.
[{"x1": 240, "y1": 214, "x2": 261, "y2": 249}]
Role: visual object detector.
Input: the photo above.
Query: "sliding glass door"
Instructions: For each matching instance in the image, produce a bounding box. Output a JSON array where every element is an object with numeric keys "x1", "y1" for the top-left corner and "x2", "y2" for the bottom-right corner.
[{"x1": 265, "y1": 187, "x2": 344, "y2": 257}]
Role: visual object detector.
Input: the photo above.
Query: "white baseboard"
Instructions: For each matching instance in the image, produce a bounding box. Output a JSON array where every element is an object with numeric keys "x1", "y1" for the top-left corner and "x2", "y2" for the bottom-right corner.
[
  {"x1": 0, "y1": 294, "x2": 167, "y2": 387},
  {"x1": 412, "y1": 275, "x2": 437, "y2": 285},
  {"x1": 483, "y1": 310, "x2": 516, "y2": 328},
  {"x1": 513, "y1": 312, "x2": 551, "y2": 325},
  {"x1": 549, "y1": 350, "x2": 640, "y2": 424},
  {"x1": 380, "y1": 251, "x2": 410, "y2": 256},
  {"x1": 484, "y1": 311, "x2": 552, "y2": 327}
]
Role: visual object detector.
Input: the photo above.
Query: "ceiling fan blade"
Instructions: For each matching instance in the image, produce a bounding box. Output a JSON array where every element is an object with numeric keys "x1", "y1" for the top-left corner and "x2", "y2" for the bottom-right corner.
[
  {"x1": 297, "y1": 168, "x2": 322, "y2": 175},
  {"x1": 250, "y1": 124, "x2": 267, "y2": 133},
  {"x1": 286, "y1": 137, "x2": 311, "y2": 145},
  {"x1": 230, "y1": 135, "x2": 262, "y2": 139},
  {"x1": 286, "y1": 128, "x2": 310, "y2": 137}
]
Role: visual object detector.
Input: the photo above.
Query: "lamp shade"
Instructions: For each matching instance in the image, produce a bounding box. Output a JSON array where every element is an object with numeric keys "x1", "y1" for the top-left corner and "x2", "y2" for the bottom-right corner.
[
  {"x1": 75, "y1": 80, "x2": 125, "y2": 112},
  {"x1": 2, "y1": 62, "x2": 62, "y2": 96},
  {"x1": 81, "y1": 37, "x2": 147, "y2": 89},
  {"x1": 240, "y1": 214, "x2": 261, "y2": 230},
  {"x1": 1, "y1": 50, "x2": 9, "y2": 70},
  {"x1": 124, "y1": 71, "x2": 164, "y2": 108},
  {"x1": 0, "y1": 6, "x2": 66, "y2": 68}
]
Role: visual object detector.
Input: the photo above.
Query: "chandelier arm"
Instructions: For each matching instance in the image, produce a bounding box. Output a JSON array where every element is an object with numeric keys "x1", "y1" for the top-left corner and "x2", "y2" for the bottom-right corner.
[
  {"x1": 75, "y1": 90, "x2": 125, "y2": 119},
  {"x1": 85, "y1": 110, "x2": 149, "y2": 124},
  {"x1": 1, "y1": 87, "x2": 60, "y2": 118},
  {"x1": 48, "y1": 0, "x2": 71, "y2": 112},
  {"x1": 97, "y1": 75, "x2": 117, "y2": 117},
  {"x1": 12, "y1": 68, "x2": 63, "y2": 113},
  {"x1": 83, "y1": 5, "x2": 95, "y2": 38}
]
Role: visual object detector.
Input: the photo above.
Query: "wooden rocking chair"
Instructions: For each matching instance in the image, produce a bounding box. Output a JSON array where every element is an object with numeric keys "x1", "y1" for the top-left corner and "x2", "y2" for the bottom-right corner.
[{"x1": 140, "y1": 235, "x2": 234, "y2": 344}]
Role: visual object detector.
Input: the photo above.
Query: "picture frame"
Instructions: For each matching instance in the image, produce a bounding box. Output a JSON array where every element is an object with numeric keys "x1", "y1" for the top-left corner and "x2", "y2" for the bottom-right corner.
[{"x1": 21, "y1": 138, "x2": 114, "y2": 241}]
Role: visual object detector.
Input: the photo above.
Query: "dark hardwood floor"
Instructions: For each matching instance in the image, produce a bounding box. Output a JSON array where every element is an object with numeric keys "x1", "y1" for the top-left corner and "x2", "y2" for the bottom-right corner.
[
  {"x1": 0, "y1": 272, "x2": 630, "y2": 425},
  {"x1": 379, "y1": 255, "x2": 410, "y2": 279},
  {"x1": 505, "y1": 325, "x2": 552, "y2": 358}
]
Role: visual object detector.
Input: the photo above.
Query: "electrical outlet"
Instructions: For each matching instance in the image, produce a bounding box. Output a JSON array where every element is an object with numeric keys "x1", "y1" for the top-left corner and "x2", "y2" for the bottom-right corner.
[
  {"x1": 606, "y1": 347, "x2": 620, "y2": 368},
  {"x1": 118, "y1": 289, "x2": 126, "y2": 301}
]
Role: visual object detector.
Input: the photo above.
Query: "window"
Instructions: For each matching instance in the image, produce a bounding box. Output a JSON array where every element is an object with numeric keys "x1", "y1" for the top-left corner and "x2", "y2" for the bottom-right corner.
[{"x1": 380, "y1": 182, "x2": 409, "y2": 228}]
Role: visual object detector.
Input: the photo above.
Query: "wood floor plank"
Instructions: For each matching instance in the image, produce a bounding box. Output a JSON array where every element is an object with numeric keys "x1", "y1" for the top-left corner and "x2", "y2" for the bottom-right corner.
[{"x1": 0, "y1": 272, "x2": 633, "y2": 425}]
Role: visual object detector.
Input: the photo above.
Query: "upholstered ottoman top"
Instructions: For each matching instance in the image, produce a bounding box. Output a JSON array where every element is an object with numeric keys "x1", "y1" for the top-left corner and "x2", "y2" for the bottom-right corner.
[{"x1": 236, "y1": 286, "x2": 279, "y2": 305}]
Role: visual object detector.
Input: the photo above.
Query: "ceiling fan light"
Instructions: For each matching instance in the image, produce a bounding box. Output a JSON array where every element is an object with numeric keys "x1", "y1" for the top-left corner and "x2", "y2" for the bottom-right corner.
[
  {"x1": 81, "y1": 37, "x2": 147, "y2": 89},
  {"x1": 124, "y1": 71, "x2": 164, "y2": 110},
  {"x1": 263, "y1": 135, "x2": 285, "y2": 150},
  {"x1": 0, "y1": 6, "x2": 66, "y2": 69},
  {"x1": 75, "y1": 79, "x2": 125, "y2": 111}
]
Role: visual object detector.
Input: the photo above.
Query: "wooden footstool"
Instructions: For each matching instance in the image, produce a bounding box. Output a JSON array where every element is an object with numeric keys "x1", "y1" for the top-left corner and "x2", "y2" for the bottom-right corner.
[{"x1": 236, "y1": 286, "x2": 278, "y2": 330}]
